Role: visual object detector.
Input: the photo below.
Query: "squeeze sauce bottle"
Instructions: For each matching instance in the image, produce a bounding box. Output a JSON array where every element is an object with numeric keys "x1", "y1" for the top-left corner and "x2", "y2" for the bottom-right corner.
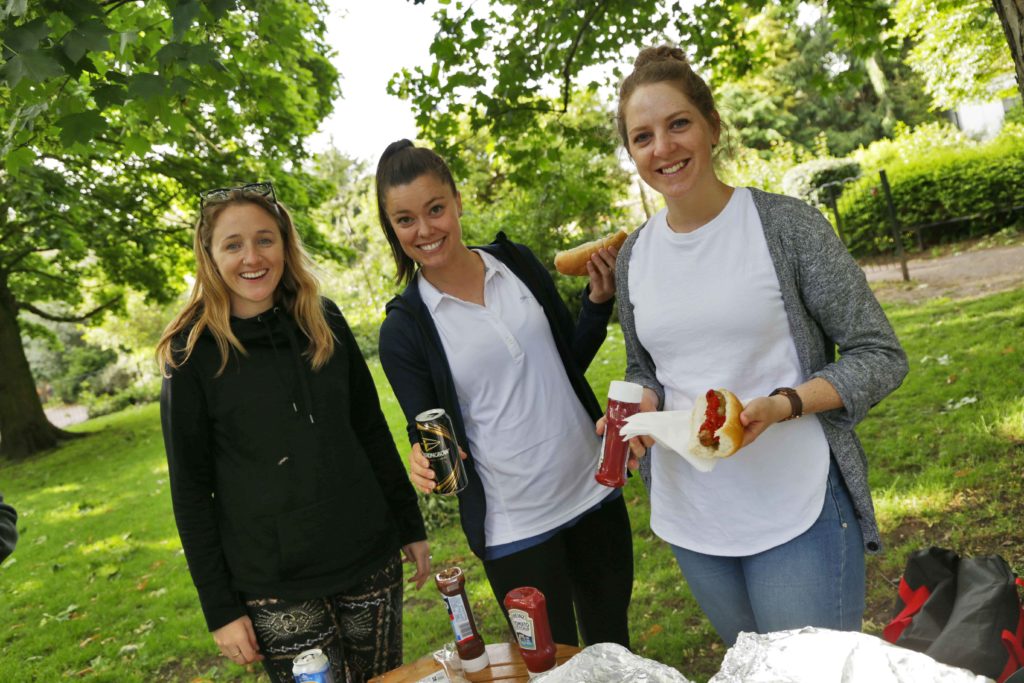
[
  {"x1": 435, "y1": 566, "x2": 490, "y2": 672},
  {"x1": 594, "y1": 380, "x2": 644, "y2": 488},
  {"x1": 504, "y1": 587, "x2": 557, "y2": 677}
]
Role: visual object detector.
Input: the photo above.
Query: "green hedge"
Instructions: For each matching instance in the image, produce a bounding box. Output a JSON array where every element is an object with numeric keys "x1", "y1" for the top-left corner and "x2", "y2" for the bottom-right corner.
[{"x1": 836, "y1": 133, "x2": 1024, "y2": 256}]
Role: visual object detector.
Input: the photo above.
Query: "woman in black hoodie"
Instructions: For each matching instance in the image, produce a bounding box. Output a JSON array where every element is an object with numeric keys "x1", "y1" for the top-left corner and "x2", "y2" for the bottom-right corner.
[{"x1": 156, "y1": 183, "x2": 428, "y2": 683}]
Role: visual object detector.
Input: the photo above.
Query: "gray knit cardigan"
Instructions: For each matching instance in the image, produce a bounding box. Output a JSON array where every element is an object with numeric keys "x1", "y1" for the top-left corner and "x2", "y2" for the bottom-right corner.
[{"x1": 616, "y1": 187, "x2": 908, "y2": 552}]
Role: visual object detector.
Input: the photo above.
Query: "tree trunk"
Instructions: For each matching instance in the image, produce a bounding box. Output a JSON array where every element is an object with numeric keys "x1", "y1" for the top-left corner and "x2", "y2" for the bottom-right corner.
[
  {"x1": 993, "y1": 0, "x2": 1024, "y2": 105},
  {"x1": 0, "y1": 275, "x2": 74, "y2": 461}
]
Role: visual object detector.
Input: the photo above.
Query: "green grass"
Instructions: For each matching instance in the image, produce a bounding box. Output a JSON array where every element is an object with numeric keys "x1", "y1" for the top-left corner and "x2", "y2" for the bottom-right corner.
[{"x1": 2, "y1": 289, "x2": 1023, "y2": 681}]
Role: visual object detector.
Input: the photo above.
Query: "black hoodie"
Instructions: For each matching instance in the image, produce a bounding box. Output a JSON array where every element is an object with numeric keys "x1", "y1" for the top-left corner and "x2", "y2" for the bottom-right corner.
[{"x1": 161, "y1": 299, "x2": 424, "y2": 631}]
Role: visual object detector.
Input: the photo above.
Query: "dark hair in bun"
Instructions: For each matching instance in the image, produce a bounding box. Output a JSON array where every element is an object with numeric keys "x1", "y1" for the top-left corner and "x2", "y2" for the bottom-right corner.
[
  {"x1": 375, "y1": 139, "x2": 459, "y2": 285},
  {"x1": 616, "y1": 45, "x2": 720, "y2": 150}
]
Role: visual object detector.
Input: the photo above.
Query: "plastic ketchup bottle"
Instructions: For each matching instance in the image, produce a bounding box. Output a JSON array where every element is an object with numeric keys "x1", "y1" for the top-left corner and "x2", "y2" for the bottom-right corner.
[
  {"x1": 594, "y1": 380, "x2": 644, "y2": 488},
  {"x1": 435, "y1": 567, "x2": 490, "y2": 673},
  {"x1": 504, "y1": 587, "x2": 557, "y2": 677}
]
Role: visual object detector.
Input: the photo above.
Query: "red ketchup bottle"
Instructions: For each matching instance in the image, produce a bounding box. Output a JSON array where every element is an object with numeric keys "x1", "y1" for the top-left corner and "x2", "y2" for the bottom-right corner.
[
  {"x1": 435, "y1": 567, "x2": 490, "y2": 672},
  {"x1": 594, "y1": 380, "x2": 644, "y2": 488},
  {"x1": 504, "y1": 587, "x2": 557, "y2": 677}
]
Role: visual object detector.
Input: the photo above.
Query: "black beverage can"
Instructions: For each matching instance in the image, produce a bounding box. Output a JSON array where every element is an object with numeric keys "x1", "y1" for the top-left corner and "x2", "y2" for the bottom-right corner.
[{"x1": 415, "y1": 408, "x2": 468, "y2": 495}]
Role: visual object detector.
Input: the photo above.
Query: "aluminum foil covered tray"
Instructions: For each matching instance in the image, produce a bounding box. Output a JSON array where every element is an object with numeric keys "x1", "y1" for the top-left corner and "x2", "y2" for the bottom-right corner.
[
  {"x1": 532, "y1": 642, "x2": 693, "y2": 682},
  {"x1": 708, "y1": 627, "x2": 994, "y2": 683}
]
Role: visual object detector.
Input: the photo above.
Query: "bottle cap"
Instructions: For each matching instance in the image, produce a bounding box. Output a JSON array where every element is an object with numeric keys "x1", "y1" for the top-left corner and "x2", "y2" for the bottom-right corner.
[
  {"x1": 460, "y1": 648, "x2": 490, "y2": 672},
  {"x1": 608, "y1": 380, "x2": 643, "y2": 403}
]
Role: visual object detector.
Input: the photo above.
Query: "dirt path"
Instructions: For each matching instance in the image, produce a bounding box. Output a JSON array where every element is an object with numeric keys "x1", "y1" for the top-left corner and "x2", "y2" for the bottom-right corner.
[{"x1": 863, "y1": 243, "x2": 1024, "y2": 304}]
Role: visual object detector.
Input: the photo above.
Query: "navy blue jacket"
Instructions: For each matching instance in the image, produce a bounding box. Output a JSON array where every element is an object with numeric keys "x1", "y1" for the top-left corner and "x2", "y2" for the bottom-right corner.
[{"x1": 378, "y1": 233, "x2": 612, "y2": 558}]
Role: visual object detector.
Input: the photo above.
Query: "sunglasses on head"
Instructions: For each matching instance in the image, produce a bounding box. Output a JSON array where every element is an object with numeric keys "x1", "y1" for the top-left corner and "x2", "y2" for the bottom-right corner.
[{"x1": 199, "y1": 181, "x2": 277, "y2": 209}]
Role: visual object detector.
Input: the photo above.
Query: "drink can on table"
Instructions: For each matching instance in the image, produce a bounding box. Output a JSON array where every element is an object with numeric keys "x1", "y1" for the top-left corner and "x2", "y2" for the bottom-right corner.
[
  {"x1": 292, "y1": 648, "x2": 335, "y2": 683},
  {"x1": 415, "y1": 408, "x2": 468, "y2": 495}
]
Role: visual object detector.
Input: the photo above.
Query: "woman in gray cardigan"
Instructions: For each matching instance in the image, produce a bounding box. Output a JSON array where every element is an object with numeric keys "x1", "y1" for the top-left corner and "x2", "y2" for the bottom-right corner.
[{"x1": 610, "y1": 45, "x2": 908, "y2": 646}]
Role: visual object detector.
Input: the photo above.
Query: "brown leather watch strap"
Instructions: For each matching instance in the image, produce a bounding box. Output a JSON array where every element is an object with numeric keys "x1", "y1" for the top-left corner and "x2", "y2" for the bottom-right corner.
[{"x1": 770, "y1": 387, "x2": 803, "y2": 421}]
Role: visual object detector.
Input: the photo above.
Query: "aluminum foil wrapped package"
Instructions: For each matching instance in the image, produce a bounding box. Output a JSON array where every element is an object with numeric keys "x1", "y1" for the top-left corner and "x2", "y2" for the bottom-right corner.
[
  {"x1": 532, "y1": 642, "x2": 693, "y2": 682},
  {"x1": 709, "y1": 627, "x2": 994, "y2": 683}
]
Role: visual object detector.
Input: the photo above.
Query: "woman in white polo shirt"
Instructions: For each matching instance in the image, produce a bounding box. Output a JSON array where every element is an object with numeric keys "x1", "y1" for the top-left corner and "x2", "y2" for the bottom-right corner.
[
  {"x1": 613, "y1": 46, "x2": 908, "y2": 645},
  {"x1": 375, "y1": 140, "x2": 634, "y2": 648}
]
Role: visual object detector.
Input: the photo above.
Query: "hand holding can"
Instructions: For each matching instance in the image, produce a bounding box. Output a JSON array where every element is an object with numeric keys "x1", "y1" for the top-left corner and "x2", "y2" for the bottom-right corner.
[{"x1": 415, "y1": 409, "x2": 468, "y2": 495}]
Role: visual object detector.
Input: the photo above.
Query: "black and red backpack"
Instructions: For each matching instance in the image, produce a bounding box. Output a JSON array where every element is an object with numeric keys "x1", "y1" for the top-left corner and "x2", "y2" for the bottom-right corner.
[{"x1": 884, "y1": 547, "x2": 1024, "y2": 682}]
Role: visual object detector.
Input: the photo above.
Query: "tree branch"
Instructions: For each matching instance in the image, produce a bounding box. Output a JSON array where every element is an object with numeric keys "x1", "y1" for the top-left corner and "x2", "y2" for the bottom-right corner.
[
  {"x1": 2, "y1": 246, "x2": 50, "y2": 270},
  {"x1": 560, "y1": 0, "x2": 611, "y2": 114},
  {"x1": 20, "y1": 297, "x2": 122, "y2": 323},
  {"x1": 6, "y1": 268, "x2": 69, "y2": 282},
  {"x1": 101, "y1": 0, "x2": 137, "y2": 14},
  {"x1": 0, "y1": 220, "x2": 28, "y2": 246}
]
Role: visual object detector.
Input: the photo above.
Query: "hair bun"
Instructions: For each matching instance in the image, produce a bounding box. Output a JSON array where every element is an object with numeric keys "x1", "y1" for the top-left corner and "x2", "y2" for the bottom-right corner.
[
  {"x1": 633, "y1": 45, "x2": 688, "y2": 70},
  {"x1": 379, "y1": 139, "x2": 415, "y2": 164}
]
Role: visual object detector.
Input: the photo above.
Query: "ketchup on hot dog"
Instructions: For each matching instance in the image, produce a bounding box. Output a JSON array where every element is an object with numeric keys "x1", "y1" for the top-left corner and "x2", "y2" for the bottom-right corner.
[{"x1": 698, "y1": 389, "x2": 726, "y2": 448}]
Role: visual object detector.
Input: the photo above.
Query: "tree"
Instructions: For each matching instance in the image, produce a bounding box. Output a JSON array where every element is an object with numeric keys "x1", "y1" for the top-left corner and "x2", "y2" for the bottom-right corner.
[
  {"x1": 0, "y1": 0, "x2": 338, "y2": 460},
  {"x1": 393, "y1": 1, "x2": 896, "y2": 155},
  {"x1": 992, "y1": 0, "x2": 1024, "y2": 105},
  {"x1": 716, "y1": 7, "x2": 934, "y2": 157},
  {"x1": 893, "y1": 0, "x2": 1016, "y2": 110},
  {"x1": 396, "y1": 0, "x2": 1024, "y2": 160}
]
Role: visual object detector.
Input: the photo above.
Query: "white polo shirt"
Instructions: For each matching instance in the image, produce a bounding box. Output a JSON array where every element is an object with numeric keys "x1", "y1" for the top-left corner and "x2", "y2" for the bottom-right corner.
[
  {"x1": 417, "y1": 250, "x2": 609, "y2": 547},
  {"x1": 628, "y1": 188, "x2": 830, "y2": 556}
]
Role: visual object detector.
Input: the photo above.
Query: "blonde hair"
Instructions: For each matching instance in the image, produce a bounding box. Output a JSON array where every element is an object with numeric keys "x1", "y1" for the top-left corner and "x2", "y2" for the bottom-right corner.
[
  {"x1": 156, "y1": 192, "x2": 335, "y2": 376},
  {"x1": 616, "y1": 45, "x2": 721, "y2": 151}
]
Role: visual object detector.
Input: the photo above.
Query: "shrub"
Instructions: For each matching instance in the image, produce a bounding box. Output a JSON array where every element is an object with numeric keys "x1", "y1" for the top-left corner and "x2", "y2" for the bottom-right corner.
[
  {"x1": 80, "y1": 378, "x2": 161, "y2": 418},
  {"x1": 719, "y1": 139, "x2": 813, "y2": 194},
  {"x1": 838, "y1": 132, "x2": 1024, "y2": 256},
  {"x1": 851, "y1": 121, "x2": 968, "y2": 172},
  {"x1": 782, "y1": 157, "x2": 862, "y2": 205}
]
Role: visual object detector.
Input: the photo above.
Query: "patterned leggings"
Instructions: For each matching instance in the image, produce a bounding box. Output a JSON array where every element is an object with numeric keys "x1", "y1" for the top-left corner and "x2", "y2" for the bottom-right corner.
[{"x1": 244, "y1": 555, "x2": 403, "y2": 683}]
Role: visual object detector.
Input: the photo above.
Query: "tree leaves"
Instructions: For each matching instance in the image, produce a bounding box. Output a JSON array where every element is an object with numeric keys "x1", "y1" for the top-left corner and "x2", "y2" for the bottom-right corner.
[
  {"x1": 56, "y1": 111, "x2": 107, "y2": 147},
  {"x1": 171, "y1": 0, "x2": 201, "y2": 41},
  {"x1": 62, "y1": 18, "x2": 111, "y2": 63},
  {"x1": 125, "y1": 73, "x2": 166, "y2": 100},
  {"x1": 1, "y1": 15, "x2": 48, "y2": 52},
  {"x1": 1, "y1": 48, "x2": 62, "y2": 86},
  {"x1": 397, "y1": 0, "x2": 904, "y2": 166},
  {"x1": 0, "y1": 0, "x2": 28, "y2": 20},
  {"x1": 1, "y1": 0, "x2": 339, "y2": 456},
  {"x1": 4, "y1": 145, "x2": 34, "y2": 173}
]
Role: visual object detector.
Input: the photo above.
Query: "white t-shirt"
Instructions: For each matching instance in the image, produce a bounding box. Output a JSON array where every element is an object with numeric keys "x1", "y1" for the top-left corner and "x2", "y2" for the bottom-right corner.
[
  {"x1": 628, "y1": 188, "x2": 830, "y2": 556},
  {"x1": 418, "y1": 250, "x2": 609, "y2": 547}
]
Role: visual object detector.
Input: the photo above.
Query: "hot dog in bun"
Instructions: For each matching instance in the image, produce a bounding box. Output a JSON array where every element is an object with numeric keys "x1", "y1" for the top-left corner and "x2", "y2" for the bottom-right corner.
[
  {"x1": 554, "y1": 229, "x2": 628, "y2": 276},
  {"x1": 689, "y1": 388, "x2": 745, "y2": 458}
]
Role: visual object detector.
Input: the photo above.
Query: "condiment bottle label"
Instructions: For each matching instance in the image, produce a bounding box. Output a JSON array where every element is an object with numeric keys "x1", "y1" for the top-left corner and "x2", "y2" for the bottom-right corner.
[
  {"x1": 442, "y1": 594, "x2": 474, "y2": 644},
  {"x1": 508, "y1": 609, "x2": 537, "y2": 650}
]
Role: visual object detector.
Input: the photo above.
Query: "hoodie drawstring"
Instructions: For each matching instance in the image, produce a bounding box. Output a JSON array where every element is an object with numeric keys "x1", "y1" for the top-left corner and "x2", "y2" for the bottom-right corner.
[{"x1": 258, "y1": 308, "x2": 316, "y2": 425}]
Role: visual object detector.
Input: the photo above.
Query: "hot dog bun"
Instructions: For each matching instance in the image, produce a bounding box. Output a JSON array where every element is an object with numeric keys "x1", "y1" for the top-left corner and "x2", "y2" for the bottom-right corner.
[
  {"x1": 688, "y1": 389, "x2": 744, "y2": 458},
  {"x1": 554, "y1": 229, "x2": 628, "y2": 276}
]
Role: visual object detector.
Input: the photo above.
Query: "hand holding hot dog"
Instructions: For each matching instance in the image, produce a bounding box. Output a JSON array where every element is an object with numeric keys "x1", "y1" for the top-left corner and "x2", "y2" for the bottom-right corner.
[
  {"x1": 586, "y1": 245, "x2": 617, "y2": 304},
  {"x1": 555, "y1": 229, "x2": 628, "y2": 277},
  {"x1": 738, "y1": 395, "x2": 792, "y2": 447},
  {"x1": 739, "y1": 378, "x2": 844, "y2": 448}
]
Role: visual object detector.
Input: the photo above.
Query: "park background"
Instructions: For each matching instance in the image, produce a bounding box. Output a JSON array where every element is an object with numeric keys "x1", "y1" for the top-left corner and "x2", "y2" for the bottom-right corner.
[{"x1": 1, "y1": 0, "x2": 1024, "y2": 680}]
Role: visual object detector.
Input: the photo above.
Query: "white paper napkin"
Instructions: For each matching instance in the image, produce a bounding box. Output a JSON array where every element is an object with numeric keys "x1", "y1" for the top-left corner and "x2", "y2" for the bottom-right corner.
[{"x1": 620, "y1": 410, "x2": 719, "y2": 473}]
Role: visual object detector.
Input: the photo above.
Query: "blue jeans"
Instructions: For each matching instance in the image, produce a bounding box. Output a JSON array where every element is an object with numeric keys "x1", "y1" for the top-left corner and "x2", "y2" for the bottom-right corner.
[{"x1": 669, "y1": 457, "x2": 865, "y2": 646}]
